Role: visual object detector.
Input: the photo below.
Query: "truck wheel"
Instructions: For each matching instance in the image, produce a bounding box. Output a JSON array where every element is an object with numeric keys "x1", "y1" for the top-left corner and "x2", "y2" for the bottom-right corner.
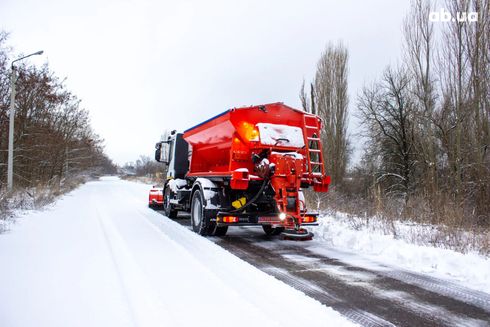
[
  {"x1": 191, "y1": 190, "x2": 215, "y2": 235},
  {"x1": 262, "y1": 225, "x2": 284, "y2": 236},
  {"x1": 164, "y1": 187, "x2": 178, "y2": 219}
]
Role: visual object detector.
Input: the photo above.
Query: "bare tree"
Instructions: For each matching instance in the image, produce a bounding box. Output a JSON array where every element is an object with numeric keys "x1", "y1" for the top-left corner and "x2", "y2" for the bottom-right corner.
[
  {"x1": 313, "y1": 42, "x2": 350, "y2": 187},
  {"x1": 435, "y1": 0, "x2": 489, "y2": 216},
  {"x1": 299, "y1": 79, "x2": 309, "y2": 112},
  {"x1": 0, "y1": 32, "x2": 115, "y2": 192},
  {"x1": 357, "y1": 66, "x2": 417, "y2": 199},
  {"x1": 463, "y1": 0, "x2": 490, "y2": 220},
  {"x1": 299, "y1": 80, "x2": 317, "y2": 115},
  {"x1": 404, "y1": 0, "x2": 439, "y2": 198},
  {"x1": 297, "y1": 1, "x2": 490, "y2": 231}
]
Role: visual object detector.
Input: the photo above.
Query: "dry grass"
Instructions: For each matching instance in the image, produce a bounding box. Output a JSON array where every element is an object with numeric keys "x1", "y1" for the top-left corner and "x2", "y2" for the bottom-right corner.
[
  {"x1": 305, "y1": 189, "x2": 490, "y2": 256},
  {"x1": 120, "y1": 174, "x2": 162, "y2": 186},
  {"x1": 0, "y1": 174, "x2": 91, "y2": 233}
]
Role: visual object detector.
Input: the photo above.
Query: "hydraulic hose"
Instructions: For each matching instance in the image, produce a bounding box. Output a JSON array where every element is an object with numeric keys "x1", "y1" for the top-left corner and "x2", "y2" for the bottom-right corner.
[{"x1": 228, "y1": 177, "x2": 269, "y2": 213}]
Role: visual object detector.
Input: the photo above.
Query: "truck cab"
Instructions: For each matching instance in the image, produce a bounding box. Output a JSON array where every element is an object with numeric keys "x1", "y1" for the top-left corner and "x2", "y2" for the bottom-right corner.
[
  {"x1": 153, "y1": 131, "x2": 192, "y2": 218},
  {"x1": 155, "y1": 131, "x2": 189, "y2": 180}
]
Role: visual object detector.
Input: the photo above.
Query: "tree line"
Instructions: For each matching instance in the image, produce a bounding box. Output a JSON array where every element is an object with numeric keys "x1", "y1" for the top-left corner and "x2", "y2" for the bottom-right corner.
[
  {"x1": 0, "y1": 32, "x2": 116, "y2": 193},
  {"x1": 302, "y1": 0, "x2": 489, "y2": 228}
]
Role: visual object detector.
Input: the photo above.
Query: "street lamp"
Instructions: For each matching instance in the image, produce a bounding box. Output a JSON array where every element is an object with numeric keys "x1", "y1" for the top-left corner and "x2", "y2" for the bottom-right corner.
[{"x1": 7, "y1": 50, "x2": 44, "y2": 191}]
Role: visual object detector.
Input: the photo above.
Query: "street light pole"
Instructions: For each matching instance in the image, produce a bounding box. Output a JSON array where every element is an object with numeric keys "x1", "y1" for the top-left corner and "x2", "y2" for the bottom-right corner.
[
  {"x1": 7, "y1": 66, "x2": 17, "y2": 191},
  {"x1": 7, "y1": 50, "x2": 44, "y2": 191}
]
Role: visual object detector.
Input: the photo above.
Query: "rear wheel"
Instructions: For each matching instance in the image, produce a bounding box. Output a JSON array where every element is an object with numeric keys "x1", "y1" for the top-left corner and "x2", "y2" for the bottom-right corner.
[
  {"x1": 164, "y1": 187, "x2": 178, "y2": 218},
  {"x1": 191, "y1": 190, "x2": 215, "y2": 235},
  {"x1": 262, "y1": 225, "x2": 284, "y2": 236}
]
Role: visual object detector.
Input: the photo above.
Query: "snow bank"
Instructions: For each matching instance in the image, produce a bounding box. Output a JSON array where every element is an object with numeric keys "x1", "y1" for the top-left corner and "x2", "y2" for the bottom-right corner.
[{"x1": 312, "y1": 215, "x2": 490, "y2": 294}]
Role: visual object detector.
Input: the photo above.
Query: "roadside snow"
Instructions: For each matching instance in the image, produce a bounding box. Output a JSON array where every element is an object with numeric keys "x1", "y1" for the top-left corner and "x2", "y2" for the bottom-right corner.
[
  {"x1": 0, "y1": 177, "x2": 355, "y2": 327},
  {"x1": 311, "y1": 214, "x2": 490, "y2": 294}
]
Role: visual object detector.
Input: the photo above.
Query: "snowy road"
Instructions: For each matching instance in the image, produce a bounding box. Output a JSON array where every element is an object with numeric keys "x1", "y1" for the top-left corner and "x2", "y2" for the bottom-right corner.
[
  {"x1": 1, "y1": 177, "x2": 489, "y2": 327},
  {"x1": 173, "y1": 215, "x2": 490, "y2": 326},
  {"x1": 209, "y1": 227, "x2": 490, "y2": 327},
  {"x1": 0, "y1": 177, "x2": 353, "y2": 327}
]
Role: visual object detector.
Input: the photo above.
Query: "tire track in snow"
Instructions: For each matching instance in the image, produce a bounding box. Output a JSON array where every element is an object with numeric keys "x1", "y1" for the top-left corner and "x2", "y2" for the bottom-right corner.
[
  {"x1": 216, "y1": 235, "x2": 420, "y2": 326},
  {"x1": 169, "y1": 217, "x2": 399, "y2": 326},
  {"x1": 92, "y1": 194, "x2": 177, "y2": 327},
  {"x1": 381, "y1": 270, "x2": 490, "y2": 311},
  {"x1": 208, "y1": 227, "x2": 490, "y2": 327},
  {"x1": 140, "y1": 211, "x2": 326, "y2": 327},
  {"x1": 271, "y1": 240, "x2": 490, "y2": 326},
  {"x1": 155, "y1": 199, "x2": 490, "y2": 326},
  {"x1": 93, "y1": 205, "x2": 138, "y2": 327},
  {"x1": 263, "y1": 267, "x2": 394, "y2": 327},
  {"x1": 273, "y1": 242, "x2": 490, "y2": 314}
]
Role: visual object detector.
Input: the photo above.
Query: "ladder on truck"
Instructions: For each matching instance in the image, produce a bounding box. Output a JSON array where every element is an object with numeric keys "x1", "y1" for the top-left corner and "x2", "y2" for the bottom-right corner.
[{"x1": 303, "y1": 114, "x2": 325, "y2": 178}]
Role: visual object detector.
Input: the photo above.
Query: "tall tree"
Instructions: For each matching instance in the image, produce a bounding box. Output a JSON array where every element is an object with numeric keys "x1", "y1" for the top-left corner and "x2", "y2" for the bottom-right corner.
[
  {"x1": 403, "y1": 0, "x2": 438, "y2": 198},
  {"x1": 436, "y1": 0, "x2": 490, "y2": 219},
  {"x1": 313, "y1": 42, "x2": 350, "y2": 187},
  {"x1": 357, "y1": 66, "x2": 417, "y2": 199},
  {"x1": 299, "y1": 79, "x2": 309, "y2": 112}
]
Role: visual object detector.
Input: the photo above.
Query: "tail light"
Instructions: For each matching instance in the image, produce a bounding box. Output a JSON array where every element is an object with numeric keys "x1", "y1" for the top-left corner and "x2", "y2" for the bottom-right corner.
[
  {"x1": 222, "y1": 216, "x2": 239, "y2": 223},
  {"x1": 302, "y1": 216, "x2": 317, "y2": 223}
]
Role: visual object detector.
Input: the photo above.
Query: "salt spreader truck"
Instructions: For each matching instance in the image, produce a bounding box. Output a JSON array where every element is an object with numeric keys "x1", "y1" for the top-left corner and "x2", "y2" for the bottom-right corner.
[{"x1": 150, "y1": 102, "x2": 330, "y2": 239}]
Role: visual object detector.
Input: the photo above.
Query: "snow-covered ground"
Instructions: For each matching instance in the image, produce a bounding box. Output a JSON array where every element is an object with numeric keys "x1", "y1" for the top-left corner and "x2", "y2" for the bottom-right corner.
[
  {"x1": 0, "y1": 177, "x2": 355, "y2": 327},
  {"x1": 311, "y1": 214, "x2": 490, "y2": 294}
]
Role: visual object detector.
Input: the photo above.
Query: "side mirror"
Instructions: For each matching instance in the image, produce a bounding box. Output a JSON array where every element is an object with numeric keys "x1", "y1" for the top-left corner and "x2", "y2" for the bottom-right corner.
[
  {"x1": 154, "y1": 142, "x2": 170, "y2": 164},
  {"x1": 154, "y1": 147, "x2": 161, "y2": 162}
]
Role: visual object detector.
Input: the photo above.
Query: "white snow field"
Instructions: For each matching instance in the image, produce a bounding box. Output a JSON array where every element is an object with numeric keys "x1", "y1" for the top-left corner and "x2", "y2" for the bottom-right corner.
[{"x1": 0, "y1": 177, "x2": 355, "y2": 327}]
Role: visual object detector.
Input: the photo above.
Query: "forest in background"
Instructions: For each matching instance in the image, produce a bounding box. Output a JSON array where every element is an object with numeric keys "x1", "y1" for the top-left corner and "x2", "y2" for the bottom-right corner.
[
  {"x1": 301, "y1": 0, "x2": 489, "y2": 253},
  {"x1": 0, "y1": 32, "x2": 116, "y2": 216}
]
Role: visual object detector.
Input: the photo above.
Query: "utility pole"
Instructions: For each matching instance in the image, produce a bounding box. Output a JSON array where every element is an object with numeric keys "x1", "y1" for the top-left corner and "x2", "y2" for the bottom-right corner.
[
  {"x1": 7, "y1": 50, "x2": 44, "y2": 191},
  {"x1": 7, "y1": 67, "x2": 17, "y2": 191}
]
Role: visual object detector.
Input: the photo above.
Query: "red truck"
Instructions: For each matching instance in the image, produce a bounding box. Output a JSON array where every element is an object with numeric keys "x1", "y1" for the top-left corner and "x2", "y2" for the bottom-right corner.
[{"x1": 150, "y1": 102, "x2": 330, "y2": 239}]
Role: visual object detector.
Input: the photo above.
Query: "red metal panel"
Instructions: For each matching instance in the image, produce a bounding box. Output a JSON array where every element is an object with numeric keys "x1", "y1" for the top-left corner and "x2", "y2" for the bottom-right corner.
[
  {"x1": 181, "y1": 102, "x2": 330, "y2": 232},
  {"x1": 183, "y1": 102, "x2": 308, "y2": 177},
  {"x1": 184, "y1": 113, "x2": 234, "y2": 175}
]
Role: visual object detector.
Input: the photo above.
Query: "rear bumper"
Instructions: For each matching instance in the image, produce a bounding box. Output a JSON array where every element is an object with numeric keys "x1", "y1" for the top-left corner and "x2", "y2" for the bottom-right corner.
[{"x1": 213, "y1": 212, "x2": 318, "y2": 227}]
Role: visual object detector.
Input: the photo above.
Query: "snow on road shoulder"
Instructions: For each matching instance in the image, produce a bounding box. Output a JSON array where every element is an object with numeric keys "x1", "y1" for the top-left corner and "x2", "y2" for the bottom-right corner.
[
  {"x1": 311, "y1": 214, "x2": 490, "y2": 294},
  {"x1": 0, "y1": 177, "x2": 356, "y2": 327}
]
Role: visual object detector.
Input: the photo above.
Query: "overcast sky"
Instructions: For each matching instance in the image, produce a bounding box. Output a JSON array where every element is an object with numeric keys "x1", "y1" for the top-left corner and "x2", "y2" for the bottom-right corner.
[{"x1": 1, "y1": 0, "x2": 410, "y2": 165}]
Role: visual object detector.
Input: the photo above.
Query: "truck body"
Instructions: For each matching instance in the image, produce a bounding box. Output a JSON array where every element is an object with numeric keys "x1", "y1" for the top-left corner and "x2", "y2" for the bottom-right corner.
[{"x1": 152, "y1": 102, "x2": 330, "y2": 239}]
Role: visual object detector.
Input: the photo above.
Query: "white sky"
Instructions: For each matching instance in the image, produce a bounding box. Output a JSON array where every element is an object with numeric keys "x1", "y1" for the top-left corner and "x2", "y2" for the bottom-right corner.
[{"x1": 1, "y1": 0, "x2": 410, "y2": 165}]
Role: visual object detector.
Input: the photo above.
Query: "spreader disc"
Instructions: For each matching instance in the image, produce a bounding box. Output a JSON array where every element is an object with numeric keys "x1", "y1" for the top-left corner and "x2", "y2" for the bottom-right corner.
[{"x1": 281, "y1": 228, "x2": 314, "y2": 241}]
